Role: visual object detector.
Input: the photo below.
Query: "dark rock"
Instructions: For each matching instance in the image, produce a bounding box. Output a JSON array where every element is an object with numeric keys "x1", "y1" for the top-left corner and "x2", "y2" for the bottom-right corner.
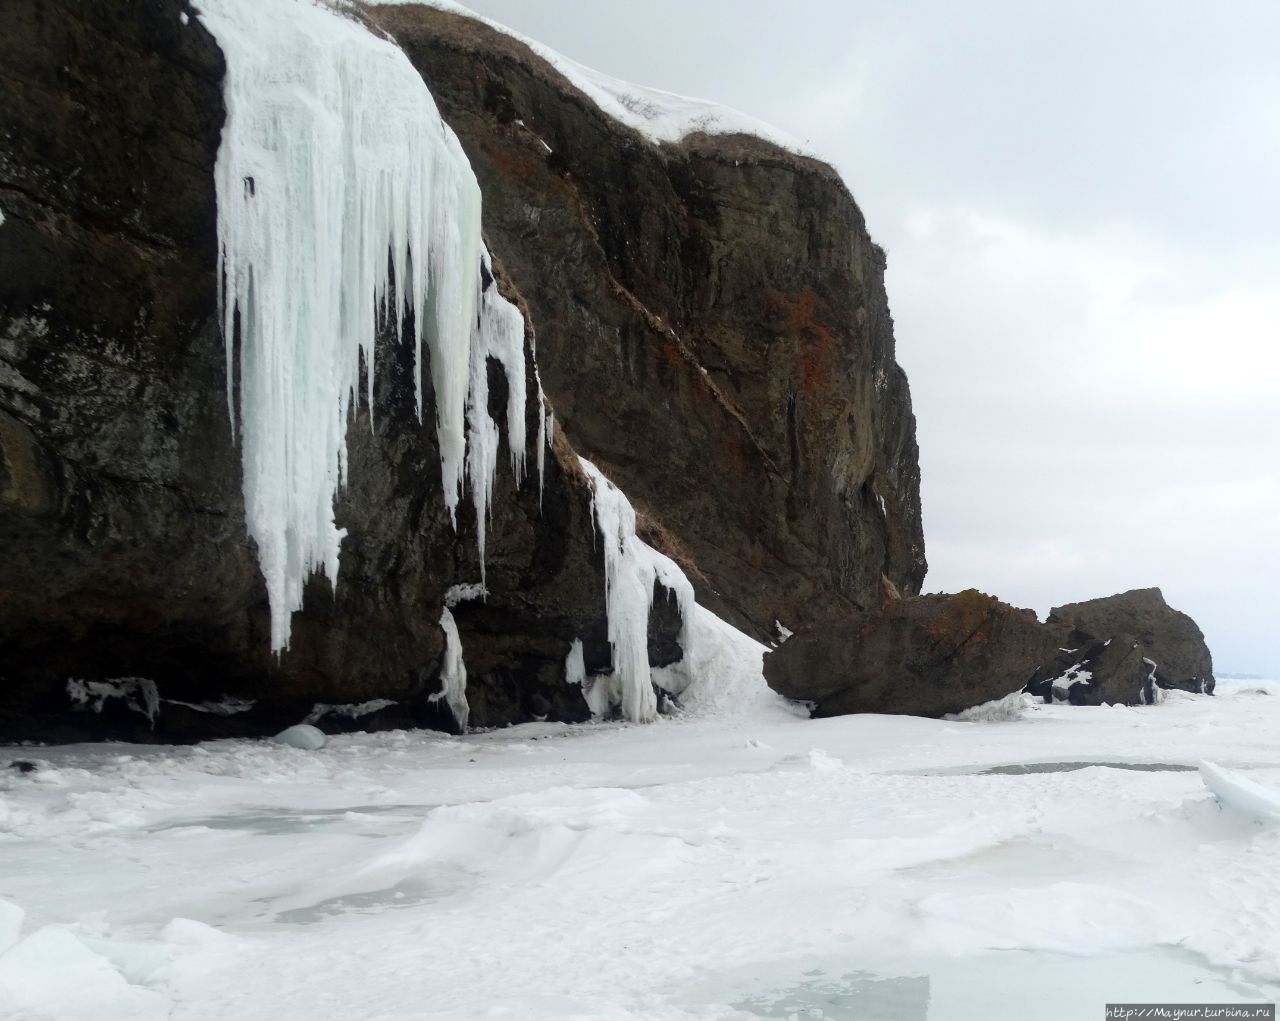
[
  {"x1": 1047, "y1": 588, "x2": 1214, "y2": 695},
  {"x1": 1027, "y1": 636, "x2": 1150, "y2": 707},
  {"x1": 764, "y1": 590, "x2": 1057, "y2": 718},
  {"x1": 1020, "y1": 588, "x2": 1215, "y2": 707},
  {"x1": 368, "y1": 4, "x2": 927, "y2": 641},
  {"x1": 8, "y1": 760, "x2": 38, "y2": 774},
  {"x1": 0, "y1": 0, "x2": 685, "y2": 742}
]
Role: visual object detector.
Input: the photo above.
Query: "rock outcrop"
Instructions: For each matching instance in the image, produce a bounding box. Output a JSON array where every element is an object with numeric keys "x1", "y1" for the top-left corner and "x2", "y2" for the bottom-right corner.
[
  {"x1": 0, "y1": 0, "x2": 687, "y2": 742},
  {"x1": 764, "y1": 590, "x2": 1057, "y2": 718},
  {"x1": 0, "y1": 0, "x2": 930, "y2": 741},
  {"x1": 1024, "y1": 588, "x2": 1215, "y2": 706},
  {"x1": 367, "y1": 4, "x2": 927, "y2": 639},
  {"x1": 767, "y1": 586, "x2": 1216, "y2": 717}
]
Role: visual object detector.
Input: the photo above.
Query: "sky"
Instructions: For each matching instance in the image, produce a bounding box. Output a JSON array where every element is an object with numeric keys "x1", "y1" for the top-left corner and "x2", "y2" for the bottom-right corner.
[{"x1": 463, "y1": 0, "x2": 1280, "y2": 674}]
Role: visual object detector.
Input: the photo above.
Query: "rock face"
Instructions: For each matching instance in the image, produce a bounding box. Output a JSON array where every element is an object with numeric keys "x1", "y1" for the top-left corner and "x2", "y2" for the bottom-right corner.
[
  {"x1": 1024, "y1": 588, "x2": 1215, "y2": 707},
  {"x1": 1047, "y1": 588, "x2": 1214, "y2": 695},
  {"x1": 0, "y1": 0, "x2": 684, "y2": 741},
  {"x1": 764, "y1": 590, "x2": 1057, "y2": 718},
  {"x1": 766, "y1": 586, "x2": 1217, "y2": 717},
  {"x1": 0, "y1": 0, "x2": 930, "y2": 741},
  {"x1": 368, "y1": 5, "x2": 927, "y2": 639}
]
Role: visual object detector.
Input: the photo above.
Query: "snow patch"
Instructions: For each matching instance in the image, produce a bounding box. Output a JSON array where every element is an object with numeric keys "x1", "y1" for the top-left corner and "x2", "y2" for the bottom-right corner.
[
  {"x1": 397, "y1": 1, "x2": 816, "y2": 157},
  {"x1": 946, "y1": 691, "x2": 1037, "y2": 722},
  {"x1": 0, "y1": 926, "x2": 168, "y2": 1021},
  {"x1": 1049, "y1": 665, "x2": 1092, "y2": 703}
]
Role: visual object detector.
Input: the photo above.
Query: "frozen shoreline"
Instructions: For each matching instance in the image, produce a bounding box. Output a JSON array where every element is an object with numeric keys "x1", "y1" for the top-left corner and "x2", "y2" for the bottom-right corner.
[{"x1": 2, "y1": 677, "x2": 1279, "y2": 1019}]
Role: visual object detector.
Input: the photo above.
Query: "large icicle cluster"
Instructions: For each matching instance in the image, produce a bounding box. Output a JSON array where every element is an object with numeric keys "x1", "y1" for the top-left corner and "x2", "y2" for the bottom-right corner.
[
  {"x1": 198, "y1": 0, "x2": 475, "y2": 647},
  {"x1": 467, "y1": 252, "x2": 531, "y2": 578},
  {"x1": 196, "y1": 0, "x2": 695, "y2": 727},
  {"x1": 196, "y1": 0, "x2": 540, "y2": 651},
  {"x1": 579, "y1": 459, "x2": 696, "y2": 723}
]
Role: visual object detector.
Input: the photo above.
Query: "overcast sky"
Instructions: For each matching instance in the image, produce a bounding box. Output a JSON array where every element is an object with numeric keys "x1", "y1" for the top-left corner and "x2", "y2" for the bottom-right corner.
[{"x1": 465, "y1": 0, "x2": 1280, "y2": 674}]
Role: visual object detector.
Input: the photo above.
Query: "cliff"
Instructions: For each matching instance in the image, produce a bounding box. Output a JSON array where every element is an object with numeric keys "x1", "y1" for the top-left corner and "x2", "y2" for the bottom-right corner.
[
  {"x1": 368, "y1": 4, "x2": 927, "y2": 639},
  {"x1": 0, "y1": 0, "x2": 925, "y2": 741}
]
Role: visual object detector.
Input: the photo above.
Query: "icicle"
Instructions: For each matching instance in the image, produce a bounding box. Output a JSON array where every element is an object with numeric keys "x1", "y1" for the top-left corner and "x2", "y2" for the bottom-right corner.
[
  {"x1": 197, "y1": 0, "x2": 485, "y2": 651},
  {"x1": 533, "y1": 367, "x2": 549, "y2": 509},
  {"x1": 432, "y1": 607, "x2": 470, "y2": 731},
  {"x1": 466, "y1": 250, "x2": 529, "y2": 576},
  {"x1": 564, "y1": 638, "x2": 586, "y2": 687},
  {"x1": 579, "y1": 458, "x2": 696, "y2": 723}
]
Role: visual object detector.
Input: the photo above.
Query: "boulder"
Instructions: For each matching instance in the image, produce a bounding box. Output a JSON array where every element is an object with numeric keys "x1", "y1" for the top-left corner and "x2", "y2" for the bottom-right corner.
[
  {"x1": 1023, "y1": 588, "x2": 1215, "y2": 707},
  {"x1": 1046, "y1": 588, "x2": 1214, "y2": 694},
  {"x1": 764, "y1": 590, "x2": 1057, "y2": 718}
]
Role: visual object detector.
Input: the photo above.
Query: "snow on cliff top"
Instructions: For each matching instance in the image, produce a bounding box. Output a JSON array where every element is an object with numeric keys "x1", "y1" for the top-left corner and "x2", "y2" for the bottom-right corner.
[{"x1": 383, "y1": 0, "x2": 819, "y2": 157}]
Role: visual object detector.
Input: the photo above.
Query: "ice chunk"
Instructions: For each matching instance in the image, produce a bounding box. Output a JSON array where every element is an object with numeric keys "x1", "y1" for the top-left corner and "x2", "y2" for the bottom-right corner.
[
  {"x1": 67, "y1": 677, "x2": 160, "y2": 726},
  {"x1": 431, "y1": 607, "x2": 469, "y2": 732},
  {"x1": 946, "y1": 691, "x2": 1036, "y2": 722},
  {"x1": 444, "y1": 582, "x2": 488, "y2": 607},
  {"x1": 161, "y1": 696, "x2": 254, "y2": 716},
  {"x1": 564, "y1": 638, "x2": 586, "y2": 688},
  {"x1": 579, "y1": 458, "x2": 695, "y2": 723},
  {"x1": 197, "y1": 0, "x2": 484, "y2": 651},
  {"x1": 304, "y1": 700, "x2": 396, "y2": 724},
  {"x1": 0, "y1": 926, "x2": 168, "y2": 1021},
  {"x1": 1199, "y1": 761, "x2": 1280, "y2": 824},
  {"x1": 273, "y1": 724, "x2": 327, "y2": 750}
]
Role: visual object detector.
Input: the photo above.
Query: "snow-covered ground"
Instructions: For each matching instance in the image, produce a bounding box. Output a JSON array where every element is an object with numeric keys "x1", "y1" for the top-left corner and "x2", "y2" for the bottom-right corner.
[{"x1": 3, "y1": 633, "x2": 1279, "y2": 1019}]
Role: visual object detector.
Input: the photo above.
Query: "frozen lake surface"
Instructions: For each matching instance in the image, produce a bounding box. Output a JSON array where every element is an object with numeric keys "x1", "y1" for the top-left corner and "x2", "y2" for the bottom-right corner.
[{"x1": 2, "y1": 665, "x2": 1279, "y2": 1019}]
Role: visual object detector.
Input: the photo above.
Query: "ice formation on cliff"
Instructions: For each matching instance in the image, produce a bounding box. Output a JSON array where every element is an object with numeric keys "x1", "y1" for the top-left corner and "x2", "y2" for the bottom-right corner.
[
  {"x1": 580, "y1": 458, "x2": 695, "y2": 723},
  {"x1": 196, "y1": 0, "x2": 546, "y2": 650},
  {"x1": 196, "y1": 0, "x2": 695, "y2": 718},
  {"x1": 433, "y1": 607, "x2": 470, "y2": 731}
]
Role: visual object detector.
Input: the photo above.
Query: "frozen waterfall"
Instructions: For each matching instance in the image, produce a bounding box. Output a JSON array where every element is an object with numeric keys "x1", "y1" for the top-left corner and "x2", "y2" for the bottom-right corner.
[
  {"x1": 580, "y1": 459, "x2": 696, "y2": 723},
  {"x1": 197, "y1": 0, "x2": 527, "y2": 650}
]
